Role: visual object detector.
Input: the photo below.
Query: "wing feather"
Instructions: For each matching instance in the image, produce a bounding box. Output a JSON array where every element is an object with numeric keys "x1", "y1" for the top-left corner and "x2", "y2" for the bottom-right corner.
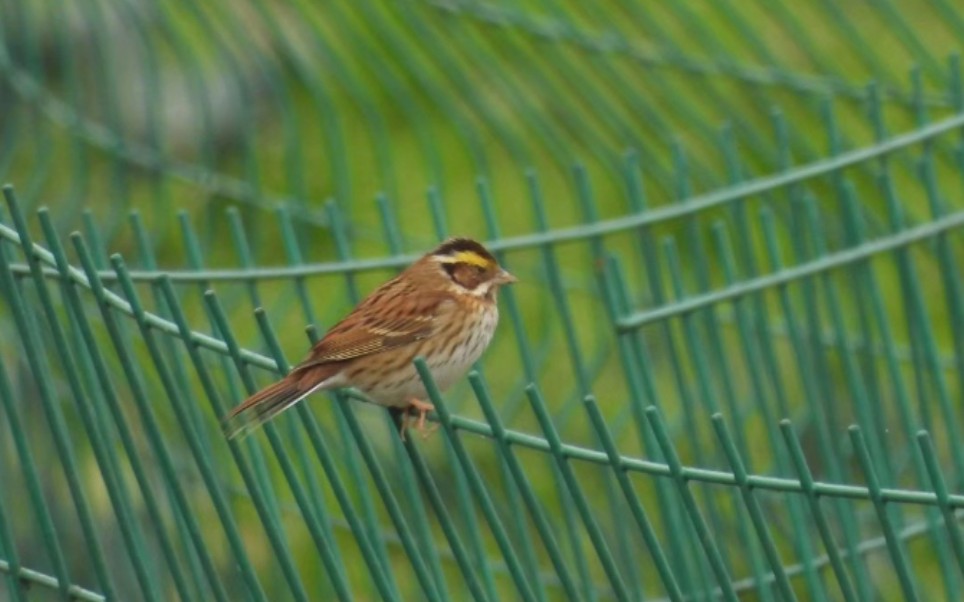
[{"x1": 292, "y1": 285, "x2": 452, "y2": 372}]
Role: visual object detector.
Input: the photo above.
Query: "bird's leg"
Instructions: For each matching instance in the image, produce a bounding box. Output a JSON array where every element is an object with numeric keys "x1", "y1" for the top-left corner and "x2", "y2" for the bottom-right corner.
[
  {"x1": 393, "y1": 404, "x2": 418, "y2": 442},
  {"x1": 405, "y1": 398, "x2": 438, "y2": 439}
]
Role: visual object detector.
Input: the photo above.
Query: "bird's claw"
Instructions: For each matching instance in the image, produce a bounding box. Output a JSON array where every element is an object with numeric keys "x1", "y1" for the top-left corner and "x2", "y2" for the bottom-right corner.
[{"x1": 398, "y1": 398, "x2": 438, "y2": 441}]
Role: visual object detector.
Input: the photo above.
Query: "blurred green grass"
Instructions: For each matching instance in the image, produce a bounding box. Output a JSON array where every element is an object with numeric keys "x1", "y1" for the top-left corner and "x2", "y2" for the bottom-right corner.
[{"x1": 3, "y1": 1, "x2": 964, "y2": 600}]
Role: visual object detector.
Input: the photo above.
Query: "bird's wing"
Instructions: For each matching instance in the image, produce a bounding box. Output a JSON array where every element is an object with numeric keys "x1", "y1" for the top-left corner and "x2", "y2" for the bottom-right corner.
[{"x1": 292, "y1": 289, "x2": 453, "y2": 371}]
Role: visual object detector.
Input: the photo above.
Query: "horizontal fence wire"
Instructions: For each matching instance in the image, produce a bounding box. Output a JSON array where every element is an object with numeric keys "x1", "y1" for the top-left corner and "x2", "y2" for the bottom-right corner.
[
  {"x1": 3, "y1": 1, "x2": 964, "y2": 601},
  {"x1": 2, "y1": 105, "x2": 964, "y2": 285},
  {"x1": 3, "y1": 160, "x2": 964, "y2": 497}
]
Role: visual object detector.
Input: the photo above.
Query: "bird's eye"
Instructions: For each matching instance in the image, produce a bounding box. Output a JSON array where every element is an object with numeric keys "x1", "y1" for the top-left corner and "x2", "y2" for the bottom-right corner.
[{"x1": 475, "y1": 265, "x2": 485, "y2": 274}]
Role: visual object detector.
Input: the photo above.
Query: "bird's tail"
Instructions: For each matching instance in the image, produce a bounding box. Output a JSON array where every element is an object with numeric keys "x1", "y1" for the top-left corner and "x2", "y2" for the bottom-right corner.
[{"x1": 222, "y1": 367, "x2": 332, "y2": 439}]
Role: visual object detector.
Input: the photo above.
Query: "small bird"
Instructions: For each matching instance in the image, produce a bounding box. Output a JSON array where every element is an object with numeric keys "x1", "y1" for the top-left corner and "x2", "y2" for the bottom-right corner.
[{"x1": 224, "y1": 237, "x2": 517, "y2": 439}]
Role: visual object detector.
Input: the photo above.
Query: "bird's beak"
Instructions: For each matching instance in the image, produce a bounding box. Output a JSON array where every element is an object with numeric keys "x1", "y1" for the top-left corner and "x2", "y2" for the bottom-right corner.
[{"x1": 495, "y1": 268, "x2": 518, "y2": 285}]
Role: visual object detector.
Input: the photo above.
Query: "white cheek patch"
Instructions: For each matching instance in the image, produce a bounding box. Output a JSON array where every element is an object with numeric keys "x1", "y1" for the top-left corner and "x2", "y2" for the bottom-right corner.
[{"x1": 467, "y1": 281, "x2": 493, "y2": 298}]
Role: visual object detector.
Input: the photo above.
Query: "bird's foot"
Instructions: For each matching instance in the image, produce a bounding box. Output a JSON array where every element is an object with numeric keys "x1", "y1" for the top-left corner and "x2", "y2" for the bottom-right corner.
[{"x1": 399, "y1": 398, "x2": 438, "y2": 441}]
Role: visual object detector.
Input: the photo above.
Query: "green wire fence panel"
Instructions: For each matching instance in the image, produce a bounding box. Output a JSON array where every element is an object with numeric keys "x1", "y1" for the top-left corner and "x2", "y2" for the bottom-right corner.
[{"x1": 2, "y1": 1, "x2": 964, "y2": 601}]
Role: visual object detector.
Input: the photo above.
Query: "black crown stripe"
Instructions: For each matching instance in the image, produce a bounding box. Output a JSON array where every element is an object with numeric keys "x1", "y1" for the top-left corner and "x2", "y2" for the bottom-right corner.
[{"x1": 432, "y1": 237, "x2": 495, "y2": 262}]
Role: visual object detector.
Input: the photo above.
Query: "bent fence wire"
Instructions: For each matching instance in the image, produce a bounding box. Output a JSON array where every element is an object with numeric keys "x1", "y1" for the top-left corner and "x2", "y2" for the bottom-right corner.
[{"x1": 2, "y1": 1, "x2": 964, "y2": 601}]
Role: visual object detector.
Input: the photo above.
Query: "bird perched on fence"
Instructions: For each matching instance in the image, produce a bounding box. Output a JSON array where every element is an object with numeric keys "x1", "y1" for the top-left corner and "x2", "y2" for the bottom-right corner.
[{"x1": 223, "y1": 237, "x2": 517, "y2": 440}]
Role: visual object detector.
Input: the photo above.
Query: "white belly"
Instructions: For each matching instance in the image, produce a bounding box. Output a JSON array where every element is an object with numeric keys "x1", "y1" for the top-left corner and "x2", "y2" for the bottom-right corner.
[{"x1": 425, "y1": 307, "x2": 498, "y2": 390}]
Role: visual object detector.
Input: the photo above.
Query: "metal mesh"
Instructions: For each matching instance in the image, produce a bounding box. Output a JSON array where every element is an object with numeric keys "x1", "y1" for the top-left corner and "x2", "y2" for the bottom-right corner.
[{"x1": 2, "y1": 1, "x2": 964, "y2": 600}]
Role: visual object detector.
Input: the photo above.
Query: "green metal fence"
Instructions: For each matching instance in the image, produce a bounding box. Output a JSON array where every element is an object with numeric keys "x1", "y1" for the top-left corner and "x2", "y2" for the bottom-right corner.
[{"x1": 3, "y1": 1, "x2": 964, "y2": 600}]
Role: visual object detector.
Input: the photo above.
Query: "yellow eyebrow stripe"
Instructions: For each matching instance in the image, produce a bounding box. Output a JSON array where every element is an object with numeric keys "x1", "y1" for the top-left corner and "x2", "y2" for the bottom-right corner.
[{"x1": 441, "y1": 251, "x2": 493, "y2": 269}]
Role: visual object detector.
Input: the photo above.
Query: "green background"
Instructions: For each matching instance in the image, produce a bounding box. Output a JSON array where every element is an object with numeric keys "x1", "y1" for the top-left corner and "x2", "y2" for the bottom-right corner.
[{"x1": 2, "y1": 1, "x2": 964, "y2": 600}]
